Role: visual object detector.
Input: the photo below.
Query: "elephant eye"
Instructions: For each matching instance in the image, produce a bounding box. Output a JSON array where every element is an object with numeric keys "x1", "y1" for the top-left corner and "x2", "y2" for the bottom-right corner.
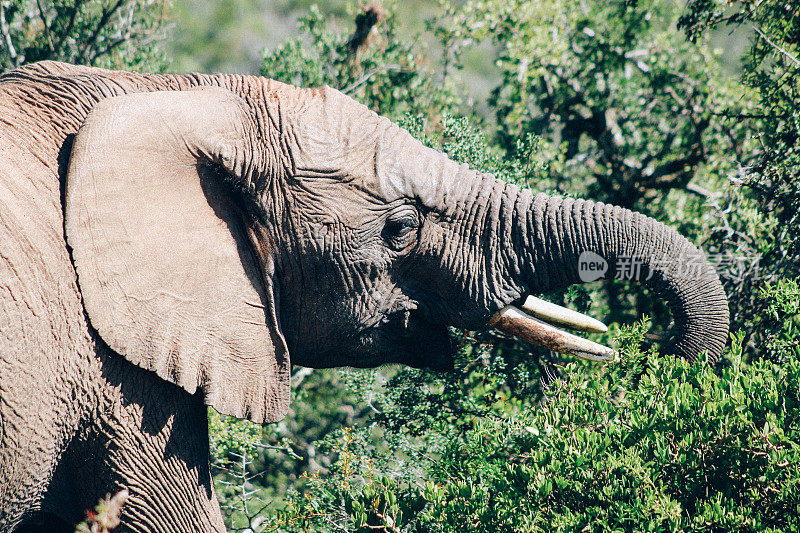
[{"x1": 383, "y1": 210, "x2": 419, "y2": 252}]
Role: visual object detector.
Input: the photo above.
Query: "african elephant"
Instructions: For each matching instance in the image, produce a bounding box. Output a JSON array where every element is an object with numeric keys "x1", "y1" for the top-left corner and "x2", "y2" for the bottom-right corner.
[{"x1": 0, "y1": 61, "x2": 729, "y2": 532}]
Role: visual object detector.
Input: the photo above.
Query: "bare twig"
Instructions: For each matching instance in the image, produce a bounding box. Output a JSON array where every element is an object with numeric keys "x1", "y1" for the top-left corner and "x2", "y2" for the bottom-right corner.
[
  {"x1": 686, "y1": 181, "x2": 734, "y2": 236},
  {"x1": 341, "y1": 64, "x2": 405, "y2": 94},
  {"x1": 291, "y1": 366, "x2": 314, "y2": 387},
  {"x1": 254, "y1": 441, "x2": 303, "y2": 460},
  {"x1": 753, "y1": 26, "x2": 800, "y2": 68}
]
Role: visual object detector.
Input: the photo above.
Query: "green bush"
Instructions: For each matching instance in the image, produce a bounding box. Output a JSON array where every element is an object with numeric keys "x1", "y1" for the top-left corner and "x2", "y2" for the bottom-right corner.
[
  {"x1": 261, "y1": 3, "x2": 461, "y2": 120},
  {"x1": 679, "y1": 0, "x2": 800, "y2": 361},
  {"x1": 269, "y1": 318, "x2": 799, "y2": 531},
  {"x1": 0, "y1": 0, "x2": 169, "y2": 71}
]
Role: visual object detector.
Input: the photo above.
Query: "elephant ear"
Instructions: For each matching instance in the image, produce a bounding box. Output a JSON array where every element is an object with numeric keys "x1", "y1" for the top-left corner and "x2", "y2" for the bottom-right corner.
[{"x1": 65, "y1": 88, "x2": 290, "y2": 424}]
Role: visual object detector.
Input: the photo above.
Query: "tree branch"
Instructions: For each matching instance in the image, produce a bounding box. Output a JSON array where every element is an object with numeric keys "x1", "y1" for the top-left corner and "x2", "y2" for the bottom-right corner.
[
  {"x1": 89, "y1": 35, "x2": 128, "y2": 62},
  {"x1": 80, "y1": 0, "x2": 126, "y2": 63},
  {"x1": 754, "y1": 26, "x2": 800, "y2": 68},
  {"x1": 0, "y1": 1, "x2": 19, "y2": 67},
  {"x1": 642, "y1": 155, "x2": 700, "y2": 188},
  {"x1": 34, "y1": 0, "x2": 56, "y2": 53},
  {"x1": 55, "y1": 0, "x2": 88, "y2": 55}
]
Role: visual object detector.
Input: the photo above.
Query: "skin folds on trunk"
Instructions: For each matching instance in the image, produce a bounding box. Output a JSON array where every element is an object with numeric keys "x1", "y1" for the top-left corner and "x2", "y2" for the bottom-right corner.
[
  {"x1": 393, "y1": 129, "x2": 728, "y2": 362},
  {"x1": 509, "y1": 190, "x2": 730, "y2": 361}
]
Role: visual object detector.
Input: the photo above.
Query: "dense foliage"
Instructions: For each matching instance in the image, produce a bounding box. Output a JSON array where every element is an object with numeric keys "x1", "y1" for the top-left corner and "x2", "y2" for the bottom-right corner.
[
  {"x1": 261, "y1": 3, "x2": 461, "y2": 120},
  {"x1": 0, "y1": 0, "x2": 169, "y2": 71},
  {"x1": 680, "y1": 0, "x2": 800, "y2": 363},
  {"x1": 270, "y1": 323, "x2": 799, "y2": 532}
]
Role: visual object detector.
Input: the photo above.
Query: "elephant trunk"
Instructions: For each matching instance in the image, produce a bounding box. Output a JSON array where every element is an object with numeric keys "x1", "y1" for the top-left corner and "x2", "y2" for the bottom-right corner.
[
  {"x1": 504, "y1": 191, "x2": 729, "y2": 361},
  {"x1": 385, "y1": 123, "x2": 728, "y2": 361}
]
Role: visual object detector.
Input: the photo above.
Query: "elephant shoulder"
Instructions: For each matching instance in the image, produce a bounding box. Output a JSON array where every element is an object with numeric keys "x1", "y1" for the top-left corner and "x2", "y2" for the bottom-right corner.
[{"x1": 0, "y1": 128, "x2": 92, "y2": 369}]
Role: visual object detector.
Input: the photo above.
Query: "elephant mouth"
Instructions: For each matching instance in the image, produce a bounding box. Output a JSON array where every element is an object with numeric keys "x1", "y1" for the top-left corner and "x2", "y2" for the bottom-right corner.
[
  {"x1": 490, "y1": 296, "x2": 617, "y2": 362},
  {"x1": 383, "y1": 309, "x2": 454, "y2": 371},
  {"x1": 358, "y1": 295, "x2": 615, "y2": 370},
  {"x1": 379, "y1": 295, "x2": 616, "y2": 369}
]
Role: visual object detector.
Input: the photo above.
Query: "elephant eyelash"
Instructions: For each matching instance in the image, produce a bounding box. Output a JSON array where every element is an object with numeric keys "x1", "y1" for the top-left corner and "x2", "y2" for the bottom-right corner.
[
  {"x1": 382, "y1": 212, "x2": 420, "y2": 251},
  {"x1": 392, "y1": 218, "x2": 417, "y2": 234}
]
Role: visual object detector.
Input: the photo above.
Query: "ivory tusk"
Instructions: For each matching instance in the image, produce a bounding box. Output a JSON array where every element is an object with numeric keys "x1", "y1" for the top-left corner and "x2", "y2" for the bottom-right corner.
[
  {"x1": 520, "y1": 295, "x2": 608, "y2": 333},
  {"x1": 490, "y1": 305, "x2": 618, "y2": 362}
]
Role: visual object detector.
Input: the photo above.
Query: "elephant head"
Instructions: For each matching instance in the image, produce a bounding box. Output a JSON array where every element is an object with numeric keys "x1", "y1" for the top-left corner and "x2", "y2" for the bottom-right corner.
[{"x1": 65, "y1": 81, "x2": 729, "y2": 425}]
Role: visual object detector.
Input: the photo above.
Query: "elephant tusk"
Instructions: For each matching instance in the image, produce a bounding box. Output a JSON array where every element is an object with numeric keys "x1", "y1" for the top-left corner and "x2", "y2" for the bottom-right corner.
[
  {"x1": 490, "y1": 305, "x2": 618, "y2": 362},
  {"x1": 520, "y1": 295, "x2": 608, "y2": 333}
]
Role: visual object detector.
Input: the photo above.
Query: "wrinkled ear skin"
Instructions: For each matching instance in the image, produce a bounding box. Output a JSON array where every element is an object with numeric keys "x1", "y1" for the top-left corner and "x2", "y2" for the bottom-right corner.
[{"x1": 65, "y1": 88, "x2": 290, "y2": 424}]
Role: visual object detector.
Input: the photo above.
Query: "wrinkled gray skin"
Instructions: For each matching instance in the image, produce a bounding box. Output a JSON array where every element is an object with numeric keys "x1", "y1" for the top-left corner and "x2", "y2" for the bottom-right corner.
[{"x1": 0, "y1": 62, "x2": 729, "y2": 532}]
